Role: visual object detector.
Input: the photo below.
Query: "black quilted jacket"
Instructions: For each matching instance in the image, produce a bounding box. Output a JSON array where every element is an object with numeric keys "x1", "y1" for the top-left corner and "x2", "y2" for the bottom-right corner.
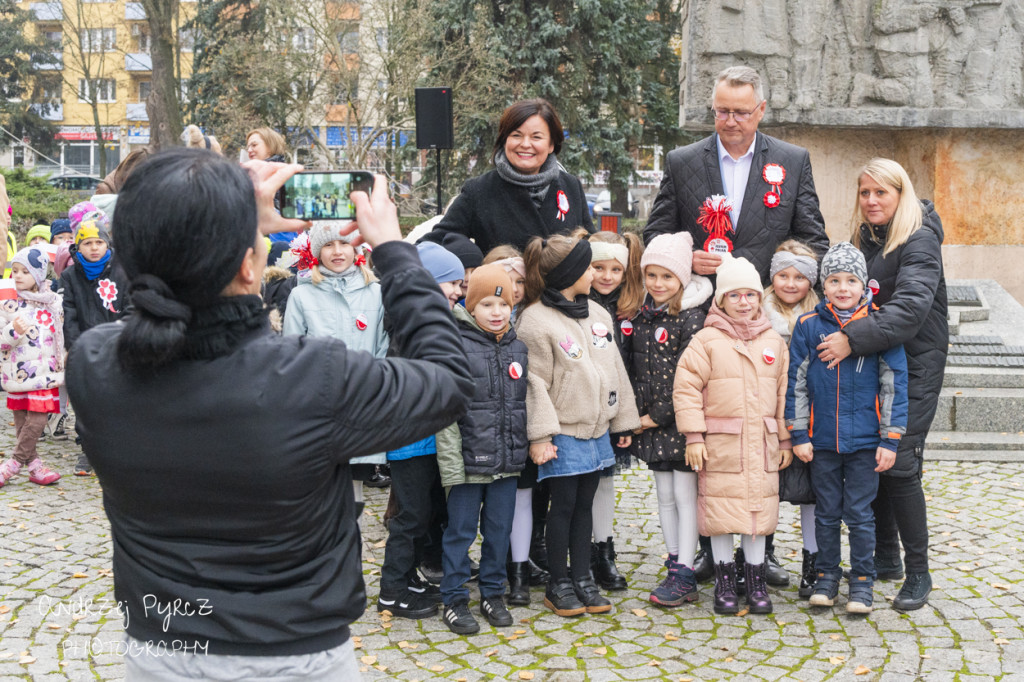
[
  {"x1": 643, "y1": 133, "x2": 829, "y2": 282},
  {"x1": 843, "y1": 201, "x2": 948, "y2": 478}
]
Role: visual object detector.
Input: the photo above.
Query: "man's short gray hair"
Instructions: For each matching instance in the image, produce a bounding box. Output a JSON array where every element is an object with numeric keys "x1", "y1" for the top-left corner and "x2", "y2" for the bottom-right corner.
[{"x1": 712, "y1": 66, "x2": 764, "y2": 104}]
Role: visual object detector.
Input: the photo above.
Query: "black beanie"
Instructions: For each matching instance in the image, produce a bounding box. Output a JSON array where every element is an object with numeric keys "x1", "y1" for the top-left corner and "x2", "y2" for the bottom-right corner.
[{"x1": 440, "y1": 233, "x2": 484, "y2": 270}]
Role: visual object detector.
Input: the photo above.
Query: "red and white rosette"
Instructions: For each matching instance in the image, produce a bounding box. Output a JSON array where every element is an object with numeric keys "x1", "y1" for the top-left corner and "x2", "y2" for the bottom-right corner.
[
  {"x1": 555, "y1": 190, "x2": 569, "y2": 221},
  {"x1": 762, "y1": 347, "x2": 776, "y2": 365},
  {"x1": 509, "y1": 361, "x2": 523, "y2": 380},
  {"x1": 620, "y1": 319, "x2": 633, "y2": 336},
  {"x1": 762, "y1": 163, "x2": 785, "y2": 208},
  {"x1": 696, "y1": 194, "x2": 735, "y2": 253},
  {"x1": 96, "y1": 279, "x2": 119, "y2": 313},
  {"x1": 355, "y1": 313, "x2": 368, "y2": 331},
  {"x1": 655, "y1": 326, "x2": 668, "y2": 344},
  {"x1": 868, "y1": 278, "x2": 880, "y2": 297}
]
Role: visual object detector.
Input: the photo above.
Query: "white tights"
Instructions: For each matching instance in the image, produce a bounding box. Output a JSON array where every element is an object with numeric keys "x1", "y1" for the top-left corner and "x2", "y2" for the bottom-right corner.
[
  {"x1": 710, "y1": 533, "x2": 766, "y2": 565},
  {"x1": 591, "y1": 475, "x2": 615, "y2": 541},
  {"x1": 653, "y1": 470, "x2": 698, "y2": 567},
  {"x1": 509, "y1": 488, "x2": 533, "y2": 562}
]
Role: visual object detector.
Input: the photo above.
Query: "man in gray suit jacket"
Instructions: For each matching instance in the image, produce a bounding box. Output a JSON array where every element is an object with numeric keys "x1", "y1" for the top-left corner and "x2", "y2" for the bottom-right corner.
[{"x1": 644, "y1": 66, "x2": 828, "y2": 283}]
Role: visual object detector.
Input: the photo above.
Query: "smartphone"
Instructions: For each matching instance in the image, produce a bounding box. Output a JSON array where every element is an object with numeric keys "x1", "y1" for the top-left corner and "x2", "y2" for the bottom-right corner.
[{"x1": 277, "y1": 171, "x2": 374, "y2": 221}]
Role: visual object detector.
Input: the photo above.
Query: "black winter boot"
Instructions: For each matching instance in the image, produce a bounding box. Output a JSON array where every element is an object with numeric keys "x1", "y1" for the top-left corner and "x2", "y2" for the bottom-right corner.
[
  {"x1": 507, "y1": 561, "x2": 531, "y2": 606},
  {"x1": 592, "y1": 537, "x2": 628, "y2": 591},
  {"x1": 798, "y1": 549, "x2": 818, "y2": 599},
  {"x1": 734, "y1": 547, "x2": 747, "y2": 596},
  {"x1": 713, "y1": 562, "x2": 740, "y2": 614}
]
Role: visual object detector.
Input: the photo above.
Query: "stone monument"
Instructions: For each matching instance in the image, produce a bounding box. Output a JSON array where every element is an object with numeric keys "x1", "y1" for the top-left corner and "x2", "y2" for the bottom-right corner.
[{"x1": 678, "y1": 0, "x2": 1024, "y2": 302}]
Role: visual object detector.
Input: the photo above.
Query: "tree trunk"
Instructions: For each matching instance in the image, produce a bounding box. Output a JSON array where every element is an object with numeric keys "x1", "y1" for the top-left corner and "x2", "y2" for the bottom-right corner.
[
  {"x1": 141, "y1": 0, "x2": 183, "y2": 150},
  {"x1": 90, "y1": 102, "x2": 107, "y2": 177}
]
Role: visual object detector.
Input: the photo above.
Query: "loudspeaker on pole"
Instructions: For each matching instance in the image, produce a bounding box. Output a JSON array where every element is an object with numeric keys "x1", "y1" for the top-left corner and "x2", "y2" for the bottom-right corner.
[{"x1": 415, "y1": 87, "x2": 454, "y2": 150}]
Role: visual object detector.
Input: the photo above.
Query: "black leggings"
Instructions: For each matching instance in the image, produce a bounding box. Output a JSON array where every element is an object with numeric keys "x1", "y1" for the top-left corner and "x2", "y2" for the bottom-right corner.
[
  {"x1": 873, "y1": 452, "x2": 929, "y2": 573},
  {"x1": 545, "y1": 471, "x2": 600, "y2": 582}
]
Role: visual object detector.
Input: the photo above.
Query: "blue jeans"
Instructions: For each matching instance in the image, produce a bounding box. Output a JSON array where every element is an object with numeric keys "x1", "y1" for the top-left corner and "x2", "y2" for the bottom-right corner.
[
  {"x1": 440, "y1": 476, "x2": 518, "y2": 604},
  {"x1": 811, "y1": 448, "x2": 879, "y2": 582}
]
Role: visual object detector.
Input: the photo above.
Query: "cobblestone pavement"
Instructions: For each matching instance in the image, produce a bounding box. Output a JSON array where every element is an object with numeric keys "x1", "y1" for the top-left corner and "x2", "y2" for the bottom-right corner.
[{"x1": 1, "y1": 412, "x2": 1023, "y2": 681}]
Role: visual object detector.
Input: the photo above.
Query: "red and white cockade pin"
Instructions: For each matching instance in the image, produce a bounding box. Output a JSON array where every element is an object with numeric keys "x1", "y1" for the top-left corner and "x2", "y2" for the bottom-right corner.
[
  {"x1": 620, "y1": 319, "x2": 633, "y2": 336},
  {"x1": 655, "y1": 327, "x2": 669, "y2": 344},
  {"x1": 763, "y1": 347, "x2": 776, "y2": 365},
  {"x1": 868, "y1": 279, "x2": 880, "y2": 297},
  {"x1": 762, "y1": 163, "x2": 786, "y2": 208},
  {"x1": 555, "y1": 190, "x2": 570, "y2": 221},
  {"x1": 591, "y1": 322, "x2": 608, "y2": 338},
  {"x1": 355, "y1": 313, "x2": 368, "y2": 331},
  {"x1": 509, "y1": 361, "x2": 523, "y2": 380}
]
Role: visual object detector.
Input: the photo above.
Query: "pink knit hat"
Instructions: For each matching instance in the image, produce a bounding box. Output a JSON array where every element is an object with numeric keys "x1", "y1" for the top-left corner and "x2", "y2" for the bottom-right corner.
[{"x1": 640, "y1": 231, "x2": 693, "y2": 289}]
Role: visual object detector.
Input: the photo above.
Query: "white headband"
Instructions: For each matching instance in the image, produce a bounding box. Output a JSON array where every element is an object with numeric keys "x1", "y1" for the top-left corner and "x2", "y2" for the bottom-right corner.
[
  {"x1": 495, "y1": 256, "x2": 526, "y2": 279},
  {"x1": 589, "y1": 242, "x2": 629, "y2": 268}
]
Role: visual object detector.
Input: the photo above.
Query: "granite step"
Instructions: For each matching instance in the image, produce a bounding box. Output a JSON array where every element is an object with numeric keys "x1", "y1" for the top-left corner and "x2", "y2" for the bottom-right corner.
[
  {"x1": 931, "y1": 387, "x2": 1024, "y2": 432},
  {"x1": 925, "y1": 449, "x2": 1024, "y2": 463},
  {"x1": 925, "y1": 431, "x2": 1024, "y2": 451},
  {"x1": 942, "y1": 366, "x2": 1024, "y2": 389},
  {"x1": 948, "y1": 344, "x2": 1024, "y2": 356}
]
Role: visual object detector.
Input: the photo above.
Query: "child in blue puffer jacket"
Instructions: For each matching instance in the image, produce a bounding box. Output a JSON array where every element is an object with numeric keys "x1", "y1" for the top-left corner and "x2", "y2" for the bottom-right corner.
[{"x1": 786, "y1": 242, "x2": 908, "y2": 615}]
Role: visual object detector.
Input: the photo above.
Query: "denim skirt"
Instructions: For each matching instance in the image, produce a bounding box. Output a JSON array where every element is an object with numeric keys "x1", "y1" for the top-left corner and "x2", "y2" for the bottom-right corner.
[{"x1": 539, "y1": 430, "x2": 614, "y2": 480}]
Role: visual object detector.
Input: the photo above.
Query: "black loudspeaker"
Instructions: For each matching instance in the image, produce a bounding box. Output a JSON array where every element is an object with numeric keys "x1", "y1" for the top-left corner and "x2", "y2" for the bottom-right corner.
[{"x1": 415, "y1": 87, "x2": 454, "y2": 150}]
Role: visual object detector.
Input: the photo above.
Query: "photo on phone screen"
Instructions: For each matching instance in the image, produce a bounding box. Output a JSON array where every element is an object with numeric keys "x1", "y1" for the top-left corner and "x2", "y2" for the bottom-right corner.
[{"x1": 278, "y1": 171, "x2": 373, "y2": 221}]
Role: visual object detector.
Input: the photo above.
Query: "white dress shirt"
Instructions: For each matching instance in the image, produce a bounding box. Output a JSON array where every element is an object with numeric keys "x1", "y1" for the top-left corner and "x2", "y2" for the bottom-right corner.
[{"x1": 716, "y1": 135, "x2": 757, "y2": 231}]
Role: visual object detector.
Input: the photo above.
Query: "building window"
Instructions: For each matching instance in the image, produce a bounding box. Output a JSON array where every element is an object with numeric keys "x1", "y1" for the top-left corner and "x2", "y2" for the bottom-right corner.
[
  {"x1": 178, "y1": 28, "x2": 195, "y2": 52},
  {"x1": 337, "y1": 28, "x2": 358, "y2": 54},
  {"x1": 78, "y1": 78, "x2": 116, "y2": 103},
  {"x1": 138, "y1": 80, "x2": 151, "y2": 101},
  {"x1": 292, "y1": 27, "x2": 314, "y2": 52},
  {"x1": 40, "y1": 80, "x2": 62, "y2": 102},
  {"x1": 80, "y1": 28, "x2": 116, "y2": 52},
  {"x1": 375, "y1": 28, "x2": 387, "y2": 51},
  {"x1": 42, "y1": 30, "x2": 62, "y2": 49}
]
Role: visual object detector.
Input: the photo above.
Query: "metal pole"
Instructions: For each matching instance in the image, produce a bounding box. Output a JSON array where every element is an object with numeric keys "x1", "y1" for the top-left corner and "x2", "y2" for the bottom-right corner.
[{"x1": 435, "y1": 148, "x2": 442, "y2": 216}]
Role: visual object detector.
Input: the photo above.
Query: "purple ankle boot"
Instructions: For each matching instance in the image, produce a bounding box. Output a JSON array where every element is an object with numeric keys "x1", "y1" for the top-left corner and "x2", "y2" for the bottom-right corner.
[
  {"x1": 713, "y1": 561, "x2": 740, "y2": 614},
  {"x1": 744, "y1": 562, "x2": 773, "y2": 614}
]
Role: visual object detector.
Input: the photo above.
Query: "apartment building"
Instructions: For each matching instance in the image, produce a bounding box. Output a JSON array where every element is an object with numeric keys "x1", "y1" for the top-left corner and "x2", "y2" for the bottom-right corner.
[{"x1": 5, "y1": 0, "x2": 195, "y2": 175}]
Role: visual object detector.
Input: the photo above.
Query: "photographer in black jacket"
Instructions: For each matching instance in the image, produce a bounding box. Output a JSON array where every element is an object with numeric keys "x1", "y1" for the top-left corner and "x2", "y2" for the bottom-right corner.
[{"x1": 66, "y1": 148, "x2": 473, "y2": 680}]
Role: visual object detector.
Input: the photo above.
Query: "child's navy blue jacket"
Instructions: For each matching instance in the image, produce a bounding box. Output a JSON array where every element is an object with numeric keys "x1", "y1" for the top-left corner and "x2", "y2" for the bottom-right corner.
[{"x1": 785, "y1": 297, "x2": 909, "y2": 453}]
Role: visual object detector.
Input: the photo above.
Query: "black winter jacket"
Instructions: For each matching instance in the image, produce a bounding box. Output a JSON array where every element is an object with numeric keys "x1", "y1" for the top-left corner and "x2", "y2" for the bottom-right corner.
[
  {"x1": 65, "y1": 241, "x2": 473, "y2": 656},
  {"x1": 843, "y1": 200, "x2": 948, "y2": 477},
  {"x1": 59, "y1": 249, "x2": 130, "y2": 349},
  {"x1": 644, "y1": 133, "x2": 829, "y2": 284},
  {"x1": 625, "y1": 281, "x2": 711, "y2": 465},
  {"x1": 454, "y1": 306, "x2": 529, "y2": 476},
  {"x1": 421, "y1": 169, "x2": 594, "y2": 254}
]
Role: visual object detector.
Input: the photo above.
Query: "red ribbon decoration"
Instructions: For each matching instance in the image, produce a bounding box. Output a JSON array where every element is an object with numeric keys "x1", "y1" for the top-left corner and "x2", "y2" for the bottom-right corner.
[
  {"x1": 354, "y1": 254, "x2": 367, "y2": 267},
  {"x1": 762, "y1": 163, "x2": 785, "y2": 209},
  {"x1": 696, "y1": 194, "x2": 735, "y2": 252},
  {"x1": 289, "y1": 234, "x2": 319, "y2": 271}
]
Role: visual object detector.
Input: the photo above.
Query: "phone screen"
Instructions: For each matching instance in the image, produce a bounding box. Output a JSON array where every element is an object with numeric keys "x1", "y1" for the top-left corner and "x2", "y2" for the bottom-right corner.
[{"x1": 278, "y1": 171, "x2": 373, "y2": 221}]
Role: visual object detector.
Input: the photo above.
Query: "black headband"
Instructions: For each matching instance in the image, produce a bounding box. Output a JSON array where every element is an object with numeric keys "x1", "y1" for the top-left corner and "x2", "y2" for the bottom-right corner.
[{"x1": 544, "y1": 240, "x2": 592, "y2": 290}]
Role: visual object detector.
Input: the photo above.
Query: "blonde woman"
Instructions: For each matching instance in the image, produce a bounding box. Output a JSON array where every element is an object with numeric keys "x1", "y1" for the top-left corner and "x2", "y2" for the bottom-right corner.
[{"x1": 815, "y1": 158, "x2": 947, "y2": 611}]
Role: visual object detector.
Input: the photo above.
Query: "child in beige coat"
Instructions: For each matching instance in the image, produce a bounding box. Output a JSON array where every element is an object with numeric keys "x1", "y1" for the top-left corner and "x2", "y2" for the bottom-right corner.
[{"x1": 673, "y1": 255, "x2": 792, "y2": 616}]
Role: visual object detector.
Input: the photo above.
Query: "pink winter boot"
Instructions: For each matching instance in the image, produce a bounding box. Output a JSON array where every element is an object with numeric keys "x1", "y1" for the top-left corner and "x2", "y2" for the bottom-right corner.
[
  {"x1": 26, "y1": 459, "x2": 61, "y2": 485},
  {"x1": 0, "y1": 459, "x2": 21, "y2": 487}
]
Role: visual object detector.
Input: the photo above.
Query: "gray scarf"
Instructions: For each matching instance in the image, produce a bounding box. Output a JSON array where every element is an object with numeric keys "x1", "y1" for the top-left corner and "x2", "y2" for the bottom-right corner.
[{"x1": 493, "y1": 150, "x2": 562, "y2": 209}]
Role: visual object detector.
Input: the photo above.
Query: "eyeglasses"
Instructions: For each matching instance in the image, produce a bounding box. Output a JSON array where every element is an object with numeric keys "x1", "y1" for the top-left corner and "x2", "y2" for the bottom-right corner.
[
  {"x1": 725, "y1": 291, "x2": 761, "y2": 303},
  {"x1": 711, "y1": 103, "x2": 763, "y2": 123}
]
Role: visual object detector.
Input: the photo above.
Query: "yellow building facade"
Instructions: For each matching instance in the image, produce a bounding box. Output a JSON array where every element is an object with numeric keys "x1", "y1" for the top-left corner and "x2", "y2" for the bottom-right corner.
[{"x1": 17, "y1": 0, "x2": 195, "y2": 174}]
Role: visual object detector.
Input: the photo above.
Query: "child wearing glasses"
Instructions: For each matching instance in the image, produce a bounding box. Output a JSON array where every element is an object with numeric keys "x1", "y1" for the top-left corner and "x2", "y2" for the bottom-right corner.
[{"x1": 672, "y1": 255, "x2": 792, "y2": 616}]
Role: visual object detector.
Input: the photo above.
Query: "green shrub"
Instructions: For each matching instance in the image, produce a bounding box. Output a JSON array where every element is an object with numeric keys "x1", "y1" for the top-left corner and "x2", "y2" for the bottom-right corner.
[{"x1": 1, "y1": 168, "x2": 74, "y2": 241}]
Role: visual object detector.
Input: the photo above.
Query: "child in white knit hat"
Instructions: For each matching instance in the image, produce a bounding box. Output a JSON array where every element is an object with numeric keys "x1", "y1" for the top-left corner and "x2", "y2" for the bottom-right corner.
[{"x1": 673, "y1": 254, "x2": 792, "y2": 616}]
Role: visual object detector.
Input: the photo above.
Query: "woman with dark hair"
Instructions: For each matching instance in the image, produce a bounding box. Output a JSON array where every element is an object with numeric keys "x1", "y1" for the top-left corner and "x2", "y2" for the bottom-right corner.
[
  {"x1": 65, "y1": 148, "x2": 473, "y2": 680},
  {"x1": 421, "y1": 98, "x2": 594, "y2": 254},
  {"x1": 816, "y1": 158, "x2": 947, "y2": 611}
]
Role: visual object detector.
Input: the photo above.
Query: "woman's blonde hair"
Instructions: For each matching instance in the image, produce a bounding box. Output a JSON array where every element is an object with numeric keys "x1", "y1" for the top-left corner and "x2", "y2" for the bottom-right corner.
[
  {"x1": 851, "y1": 158, "x2": 923, "y2": 257},
  {"x1": 588, "y1": 230, "x2": 645, "y2": 319},
  {"x1": 763, "y1": 239, "x2": 820, "y2": 330},
  {"x1": 246, "y1": 127, "x2": 288, "y2": 159},
  {"x1": 183, "y1": 124, "x2": 223, "y2": 155},
  {"x1": 482, "y1": 244, "x2": 521, "y2": 263},
  {"x1": 522, "y1": 234, "x2": 579, "y2": 308}
]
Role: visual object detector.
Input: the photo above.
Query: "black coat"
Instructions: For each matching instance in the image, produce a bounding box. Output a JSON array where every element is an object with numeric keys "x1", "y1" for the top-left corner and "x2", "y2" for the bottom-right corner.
[
  {"x1": 421, "y1": 169, "x2": 595, "y2": 255},
  {"x1": 65, "y1": 241, "x2": 473, "y2": 656},
  {"x1": 456, "y1": 313, "x2": 529, "y2": 476},
  {"x1": 59, "y1": 249, "x2": 130, "y2": 349},
  {"x1": 844, "y1": 200, "x2": 948, "y2": 477},
  {"x1": 625, "y1": 297, "x2": 707, "y2": 466},
  {"x1": 644, "y1": 132, "x2": 829, "y2": 284}
]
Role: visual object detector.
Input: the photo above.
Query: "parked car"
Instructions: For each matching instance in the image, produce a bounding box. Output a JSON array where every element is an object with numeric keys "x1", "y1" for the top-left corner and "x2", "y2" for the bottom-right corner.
[
  {"x1": 47, "y1": 174, "x2": 101, "y2": 194},
  {"x1": 592, "y1": 189, "x2": 637, "y2": 218}
]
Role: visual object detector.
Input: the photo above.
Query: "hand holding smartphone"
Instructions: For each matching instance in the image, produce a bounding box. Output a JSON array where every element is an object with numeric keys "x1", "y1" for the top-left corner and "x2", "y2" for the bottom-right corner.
[{"x1": 277, "y1": 171, "x2": 374, "y2": 221}]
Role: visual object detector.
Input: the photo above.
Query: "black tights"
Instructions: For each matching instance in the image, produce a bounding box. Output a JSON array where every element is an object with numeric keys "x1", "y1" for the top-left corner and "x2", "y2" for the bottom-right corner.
[{"x1": 545, "y1": 471, "x2": 600, "y2": 582}]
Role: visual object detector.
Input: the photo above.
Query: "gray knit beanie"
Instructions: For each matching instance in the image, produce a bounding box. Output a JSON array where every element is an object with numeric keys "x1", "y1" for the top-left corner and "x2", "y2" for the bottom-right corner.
[
  {"x1": 308, "y1": 221, "x2": 356, "y2": 259},
  {"x1": 819, "y1": 242, "x2": 868, "y2": 287}
]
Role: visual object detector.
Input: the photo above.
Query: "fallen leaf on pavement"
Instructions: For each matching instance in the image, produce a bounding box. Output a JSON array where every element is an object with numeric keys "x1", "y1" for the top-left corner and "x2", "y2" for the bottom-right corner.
[
  {"x1": 664, "y1": 632, "x2": 679, "y2": 641},
  {"x1": 429, "y1": 665, "x2": 445, "y2": 672},
  {"x1": 648, "y1": 659, "x2": 661, "y2": 666},
  {"x1": 995, "y1": 638, "x2": 1010, "y2": 645},
  {"x1": 515, "y1": 629, "x2": 526, "y2": 635},
  {"x1": 519, "y1": 673, "x2": 535, "y2": 680},
  {"x1": 829, "y1": 634, "x2": 842, "y2": 640},
  {"x1": 632, "y1": 608, "x2": 648, "y2": 617},
  {"x1": 19, "y1": 656, "x2": 35, "y2": 664},
  {"x1": 485, "y1": 650, "x2": 497, "y2": 657},
  {"x1": 593, "y1": 647, "x2": 607, "y2": 655},
  {"x1": 993, "y1": 584, "x2": 1010, "y2": 590},
  {"x1": 855, "y1": 665, "x2": 872, "y2": 675},
  {"x1": 397, "y1": 641, "x2": 411, "y2": 649},
  {"x1": 72, "y1": 573, "x2": 88, "y2": 579},
  {"x1": 829, "y1": 656, "x2": 846, "y2": 664},
  {"x1": 736, "y1": 608, "x2": 749, "y2": 617},
  {"x1": 360, "y1": 655, "x2": 376, "y2": 665}
]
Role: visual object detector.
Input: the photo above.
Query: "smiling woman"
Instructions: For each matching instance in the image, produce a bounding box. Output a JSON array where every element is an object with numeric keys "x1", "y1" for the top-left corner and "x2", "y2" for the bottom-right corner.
[{"x1": 420, "y1": 98, "x2": 594, "y2": 255}]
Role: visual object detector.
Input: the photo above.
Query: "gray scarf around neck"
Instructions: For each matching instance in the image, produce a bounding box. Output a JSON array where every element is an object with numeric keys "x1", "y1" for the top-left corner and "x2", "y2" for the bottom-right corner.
[{"x1": 493, "y1": 149, "x2": 562, "y2": 209}]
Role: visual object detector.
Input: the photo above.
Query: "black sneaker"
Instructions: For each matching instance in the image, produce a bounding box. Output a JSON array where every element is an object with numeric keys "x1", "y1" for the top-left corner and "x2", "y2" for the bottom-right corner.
[
  {"x1": 892, "y1": 572, "x2": 931, "y2": 611},
  {"x1": 419, "y1": 560, "x2": 443, "y2": 586},
  {"x1": 376, "y1": 588, "x2": 438, "y2": 619},
  {"x1": 442, "y1": 600, "x2": 479, "y2": 634},
  {"x1": 544, "y1": 578, "x2": 585, "y2": 617},
  {"x1": 693, "y1": 548, "x2": 714, "y2": 583},
  {"x1": 479, "y1": 595, "x2": 513, "y2": 627},
  {"x1": 74, "y1": 452, "x2": 93, "y2": 477},
  {"x1": 408, "y1": 571, "x2": 442, "y2": 604},
  {"x1": 875, "y1": 554, "x2": 905, "y2": 581},
  {"x1": 366, "y1": 465, "x2": 391, "y2": 488}
]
